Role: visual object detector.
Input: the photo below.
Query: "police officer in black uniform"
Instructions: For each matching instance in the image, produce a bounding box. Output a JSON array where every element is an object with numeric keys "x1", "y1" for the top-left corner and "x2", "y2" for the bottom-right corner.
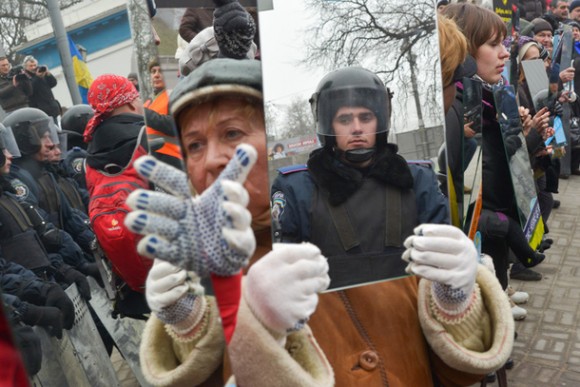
[{"x1": 3, "y1": 108, "x2": 96, "y2": 256}]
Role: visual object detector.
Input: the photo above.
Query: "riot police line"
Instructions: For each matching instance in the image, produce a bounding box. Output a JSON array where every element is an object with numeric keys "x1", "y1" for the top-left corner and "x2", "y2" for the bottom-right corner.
[{"x1": 0, "y1": 105, "x2": 152, "y2": 386}]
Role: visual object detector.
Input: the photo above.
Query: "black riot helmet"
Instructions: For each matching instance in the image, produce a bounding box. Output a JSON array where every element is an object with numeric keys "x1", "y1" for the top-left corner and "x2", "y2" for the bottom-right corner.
[
  {"x1": 309, "y1": 67, "x2": 392, "y2": 162},
  {"x1": 3, "y1": 108, "x2": 59, "y2": 157},
  {"x1": 61, "y1": 104, "x2": 94, "y2": 150}
]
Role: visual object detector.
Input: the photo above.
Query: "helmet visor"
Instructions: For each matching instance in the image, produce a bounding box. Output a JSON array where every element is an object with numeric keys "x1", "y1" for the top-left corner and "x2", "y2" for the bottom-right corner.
[
  {"x1": 57, "y1": 132, "x2": 68, "y2": 152},
  {"x1": 313, "y1": 86, "x2": 390, "y2": 138},
  {"x1": 28, "y1": 118, "x2": 59, "y2": 146},
  {"x1": 0, "y1": 126, "x2": 21, "y2": 158}
]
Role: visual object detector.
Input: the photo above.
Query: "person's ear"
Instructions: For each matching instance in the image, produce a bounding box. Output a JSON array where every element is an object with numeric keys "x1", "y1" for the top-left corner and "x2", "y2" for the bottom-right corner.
[{"x1": 128, "y1": 99, "x2": 139, "y2": 112}]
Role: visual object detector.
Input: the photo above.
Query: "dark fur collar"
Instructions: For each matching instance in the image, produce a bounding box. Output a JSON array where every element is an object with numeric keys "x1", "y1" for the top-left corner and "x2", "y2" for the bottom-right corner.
[{"x1": 307, "y1": 145, "x2": 414, "y2": 206}]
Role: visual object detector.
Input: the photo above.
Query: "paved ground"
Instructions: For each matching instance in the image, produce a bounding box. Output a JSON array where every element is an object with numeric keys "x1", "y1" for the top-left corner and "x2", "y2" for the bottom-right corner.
[
  {"x1": 111, "y1": 347, "x2": 140, "y2": 387},
  {"x1": 478, "y1": 174, "x2": 580, "y2": 387}
]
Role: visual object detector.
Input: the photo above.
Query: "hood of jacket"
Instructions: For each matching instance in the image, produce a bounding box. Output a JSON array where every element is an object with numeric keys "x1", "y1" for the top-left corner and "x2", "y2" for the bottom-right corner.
[{"x1": 86, "y1": 113, "x2": 146, "y2": 172}]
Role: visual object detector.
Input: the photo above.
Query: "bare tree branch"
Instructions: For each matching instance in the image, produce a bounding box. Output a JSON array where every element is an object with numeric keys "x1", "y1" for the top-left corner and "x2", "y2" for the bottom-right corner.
[
  {"x1": 301, "y1": 0, "x2": 442, "y2": 131},
  {"x1": 0, "y1": 0, "x2": 84, "y2": 62}
]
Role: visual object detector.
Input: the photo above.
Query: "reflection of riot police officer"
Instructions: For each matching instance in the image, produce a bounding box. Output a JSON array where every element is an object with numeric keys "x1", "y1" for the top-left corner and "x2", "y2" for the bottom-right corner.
[{"x1": 273, "y1": 67, "x2": 448, "y2": 254}]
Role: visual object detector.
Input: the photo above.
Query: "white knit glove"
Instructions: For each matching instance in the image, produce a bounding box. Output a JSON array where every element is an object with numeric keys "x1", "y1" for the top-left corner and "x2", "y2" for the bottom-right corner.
[
  {"x1": 402, "y1": 224, "x2": 478, "y2": 315},
  {"x1": 146, "y1": 259, "x2": 206, "y2": 333},
  {"x1": 125, "y1": 144, "x2": 257, "y2": 277},
  {"x1": 244, "y1": 243, "x2": 330, "y2": 337}
]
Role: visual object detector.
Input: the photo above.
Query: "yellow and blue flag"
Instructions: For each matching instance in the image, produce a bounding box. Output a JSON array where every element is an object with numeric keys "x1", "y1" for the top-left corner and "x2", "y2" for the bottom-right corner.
[{"x1": 68, "y1": 35, "x2": 93, "y2": 104}]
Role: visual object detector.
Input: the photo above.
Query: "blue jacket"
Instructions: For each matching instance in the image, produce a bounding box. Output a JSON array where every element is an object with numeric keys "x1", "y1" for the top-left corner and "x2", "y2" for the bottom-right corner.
[{"x1": 271, "y1": 161, "x2": 449, "y2": 244}]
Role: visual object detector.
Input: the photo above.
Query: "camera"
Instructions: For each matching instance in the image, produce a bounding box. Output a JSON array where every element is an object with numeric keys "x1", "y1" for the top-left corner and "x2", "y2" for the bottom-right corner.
[
  {"x1": 38, "y1": 66, "x2": 47, "y2": 73},
  {"x1": 8, "y1": 65, "x2": 24, "y2": 77}
]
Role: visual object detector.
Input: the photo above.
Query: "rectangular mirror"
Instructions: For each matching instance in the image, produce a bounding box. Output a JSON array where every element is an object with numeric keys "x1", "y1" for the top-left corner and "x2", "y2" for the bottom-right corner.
[
  {"x1": 262, "y1": 0, "x2": 449, "y2": 290},
  {"x1": 493, "y1": 85, "x2": 544, "y2": 248}
]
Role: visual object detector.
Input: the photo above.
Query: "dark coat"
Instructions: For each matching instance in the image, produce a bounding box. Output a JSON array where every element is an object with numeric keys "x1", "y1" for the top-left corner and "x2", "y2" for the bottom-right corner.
[
  {"x1": 86, "y1": 113, "x2": 145, "y2": 172},
  {"x1": 518, "y1": 0, "x2": 546, "y2": 22},
  {"x1": 26, "y1": 72, "x2": 60, "y2": 119},
  {"x1": 0, "y1": 74, "x2": 31, "y2": 113}
]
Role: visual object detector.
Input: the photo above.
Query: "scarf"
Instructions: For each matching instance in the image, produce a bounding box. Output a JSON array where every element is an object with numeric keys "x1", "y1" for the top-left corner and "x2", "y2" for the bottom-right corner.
[
  {"x1": 84, "y1": 74, "x2": 140, "y2": 143},
  {"x1": 307, "y1": 145, "x2": 414, "y2": 206}
]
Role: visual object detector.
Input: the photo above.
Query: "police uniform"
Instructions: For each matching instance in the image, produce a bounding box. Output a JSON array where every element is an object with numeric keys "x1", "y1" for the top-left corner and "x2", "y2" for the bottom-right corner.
[{"x1": 272, "y1": 147, "x2": 449, "y2": 289}]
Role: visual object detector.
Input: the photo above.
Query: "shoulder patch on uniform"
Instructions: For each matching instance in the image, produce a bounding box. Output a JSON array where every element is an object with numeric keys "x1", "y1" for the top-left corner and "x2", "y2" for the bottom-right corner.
[
  {"x1": 406, "y1": 159, "x2": 434, "y2": 169},
  {"x1": 271, "y1": 190, "x2": 286, "y2": 221},
  {"x1": 277, "y1": 164, "x2": 308, "y2": 175},
  {"x1": 71, "y1": 157, "x2": 84, "y2": 174},
  {"x1": 10, "y1": 178, "x2": 29, "y2": 200}
]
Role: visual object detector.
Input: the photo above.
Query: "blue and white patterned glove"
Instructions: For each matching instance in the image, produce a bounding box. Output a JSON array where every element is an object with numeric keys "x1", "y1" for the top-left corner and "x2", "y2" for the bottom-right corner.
[
  {"x1": 124, "y1": 144, "x2": 257, "y2": 277},
  {"x1": 146, "y1": 259, "x2": 205, "y2": 334},
  {"x1": 402, "y1": 224, "x2": 478, "y2": 315}
]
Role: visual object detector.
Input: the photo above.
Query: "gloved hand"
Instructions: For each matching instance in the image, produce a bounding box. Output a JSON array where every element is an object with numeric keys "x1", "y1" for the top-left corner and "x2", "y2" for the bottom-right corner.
[
  {"x1": 61, "y1": 266, "x2": 92, "y2": 301},
  {"x1": 402, "y1": 224, "x2": 478, "y2": 315},
  {"x1": 213, "y1": 0, "x2": 256, "y2": 59},
  {"x1": 244, "y1": 243, "x2": 330, "y2": 337},
  {"x1": 21, "y1": 303, "x2": 64, "y2": 339},
  {"x1": 45, "y1": 283, "x2": 75, "y2": 330},
  {"x1": 78, "y1": 262, "x2": 104, "y2": 288},
  {"x1": 125, "y1": 143, "x2": 257, "y2": 277},
  {"x1": 146, "y1": 259, "x2": 206, "y2": 334}
]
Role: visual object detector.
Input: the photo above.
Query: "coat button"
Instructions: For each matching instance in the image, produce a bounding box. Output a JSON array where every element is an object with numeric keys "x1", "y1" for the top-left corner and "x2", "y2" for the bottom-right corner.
[{"x1": 359, "y1": 350, "x2": 379, "y2": 371}]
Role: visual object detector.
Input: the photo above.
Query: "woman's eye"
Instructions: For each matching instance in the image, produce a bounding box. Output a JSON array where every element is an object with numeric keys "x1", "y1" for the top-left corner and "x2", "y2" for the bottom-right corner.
[
  {"x1": 225, "y1": 129, "x2": 243, "y2": 140},
  {"x1": 186, "y1": 141, "x2": 202, "y2": 154}
]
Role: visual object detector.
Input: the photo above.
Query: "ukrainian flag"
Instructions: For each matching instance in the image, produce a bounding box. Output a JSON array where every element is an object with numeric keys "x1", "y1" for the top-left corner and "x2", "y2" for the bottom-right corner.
[{"x1": 68, "y1": 35, "x2": 93, "y2": 104}]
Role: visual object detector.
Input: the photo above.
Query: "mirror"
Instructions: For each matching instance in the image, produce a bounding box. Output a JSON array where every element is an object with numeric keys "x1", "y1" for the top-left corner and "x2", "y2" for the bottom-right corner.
[
  {"x1": 460, "y1": 78, "x2": 483, "y2": 237},
  {"x1": 261, "y1": 0, "x2": 448, "y2": 290},
  {"x1": 493, "y1": 85, "x2": 544, "y2": 248},
  {"x1": 128, "y1": 0, "x2": 264, "y2": 383}
]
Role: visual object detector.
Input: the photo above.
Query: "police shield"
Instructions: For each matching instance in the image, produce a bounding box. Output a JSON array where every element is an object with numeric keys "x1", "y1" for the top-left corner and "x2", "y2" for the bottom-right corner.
[
  {"x1": 32, "y1": 283, "x2": 119, "y2": 387},
  {"x1": 87, "y1": 277, "x2": 153, "y2": 387}
]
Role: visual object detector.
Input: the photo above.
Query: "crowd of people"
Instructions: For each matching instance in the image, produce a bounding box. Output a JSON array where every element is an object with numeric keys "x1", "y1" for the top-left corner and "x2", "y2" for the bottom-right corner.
[
  {"x1": 1, "y1": 0, "x2": 577, "y2": 386},
  {"x1": 439, "y1": 0, "x2": 580, "y2": 325},
  {"x1": 0, "y1": 55, "x2": 61, "y2": 123}
]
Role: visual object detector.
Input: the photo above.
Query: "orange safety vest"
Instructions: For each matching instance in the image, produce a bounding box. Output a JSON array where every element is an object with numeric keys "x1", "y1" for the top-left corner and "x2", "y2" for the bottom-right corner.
[{"x1": 144, "y1": 90, "x2": 182, "y2": 160}]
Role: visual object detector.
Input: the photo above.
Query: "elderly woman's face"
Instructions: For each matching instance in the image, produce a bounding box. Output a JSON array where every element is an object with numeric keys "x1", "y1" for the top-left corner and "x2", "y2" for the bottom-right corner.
[{"x1": 179, "y1": 97, "x2": 269, "y2": 217}]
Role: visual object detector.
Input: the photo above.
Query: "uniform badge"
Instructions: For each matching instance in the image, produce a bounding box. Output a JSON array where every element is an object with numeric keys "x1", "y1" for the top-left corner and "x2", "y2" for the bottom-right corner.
[
  {"x1": 11, "y1": 178, "x2": 29, "y2": 200},
  {"x1": 72, "y1": 157, "x2": 84, "y2": 174},
  {"x1": 271, "y1": 191, "x2": 286, "y2": 221}
]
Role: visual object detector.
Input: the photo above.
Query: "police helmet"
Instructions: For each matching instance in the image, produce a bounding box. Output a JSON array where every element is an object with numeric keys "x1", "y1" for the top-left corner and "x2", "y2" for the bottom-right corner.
[
  {"x1": 169, "y1": 58, "x2": 262, "y2": 134},
  {"x1": 3, "y1": 108, "x2": 59, "y2": 156},
  {"x1": 61, "y1": 104, "x2": 93, "y2": 149},
  {"x1": 0, "y1": 123, "x2": 21, "y2": 159},
  {"x1": 61, "y1": 104, "x2": 94, "y2": 135},
  {"x1": 309, "y1": 67, "x2": 392, "y2": 150}
]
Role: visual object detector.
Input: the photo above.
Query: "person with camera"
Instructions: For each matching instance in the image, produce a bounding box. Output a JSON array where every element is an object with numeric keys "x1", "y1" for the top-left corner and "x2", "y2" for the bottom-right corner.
[
  {"x1": 23, "y1": 56, "x2": 61, "y2": 123},
  {"x1": 0, "y1": 57, "x2": 32, "y2": 115}
]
